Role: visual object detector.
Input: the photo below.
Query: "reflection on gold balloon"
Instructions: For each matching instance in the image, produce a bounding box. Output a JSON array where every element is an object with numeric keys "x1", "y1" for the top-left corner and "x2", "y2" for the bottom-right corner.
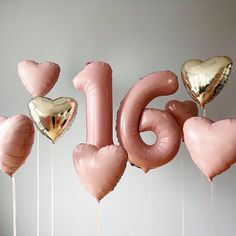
[
  {"x1": 181, "y1": 56, "x2": 233, "y2": 108},
  {"x1": 28, "y1": 97, "x2": 77, "y2": 143}
]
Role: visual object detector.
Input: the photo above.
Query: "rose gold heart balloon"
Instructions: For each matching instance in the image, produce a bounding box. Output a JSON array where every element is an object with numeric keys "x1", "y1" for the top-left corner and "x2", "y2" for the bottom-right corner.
[
  {"x1": 28, "y1": 97, "x2": 77, "y2": 143},
  {"x1": 165, "y1": 100, "x2": 198, "y2": 139},
  {"x1": 0, "y1": 115, "x2": 35, "y2": 176},
  {"x1": 73, "y1": 144, "x2": 128, "y2": 201},
  {"x1": 184, "y1": 117, "x2": 236, "y2": 181},
  {"x1": 18, "y1": 60, "x2": 60, "y2": 97},
  {"x1": 181, "y1": 56, "x2": 233, "y2": 108}
]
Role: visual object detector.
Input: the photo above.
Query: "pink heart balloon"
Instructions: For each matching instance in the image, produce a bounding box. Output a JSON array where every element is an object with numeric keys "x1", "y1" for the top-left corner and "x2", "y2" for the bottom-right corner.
[
  {"x1": 18, "y1": 60, "x2": 60, "y2": 97},
  {"x1": 184, "y1": 117, "x2": 236, "y2": 181},
  {"x1": 73, "y1": 144, "x2": 128, "y2": 201},
  {"x1": 0, "y1": 115, "x2": 35, "y2": 176},
  {"x1": 165, "y1": 100, "x2": 198, "y2": 139}
]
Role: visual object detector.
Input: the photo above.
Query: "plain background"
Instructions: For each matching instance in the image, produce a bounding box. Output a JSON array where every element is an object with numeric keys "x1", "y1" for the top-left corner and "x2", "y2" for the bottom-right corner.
[{"x1": 0, "y1": 0, "x2": 236, "y2": 235}]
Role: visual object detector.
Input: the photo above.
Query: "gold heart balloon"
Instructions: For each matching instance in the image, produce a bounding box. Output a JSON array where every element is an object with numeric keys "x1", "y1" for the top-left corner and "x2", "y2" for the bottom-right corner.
[
  {"x1": 181, "y1": 56, "x2": 233, "y2": 108},
  {"x1": 28, "y1": 97, "x2": 77, "y2": 143}
]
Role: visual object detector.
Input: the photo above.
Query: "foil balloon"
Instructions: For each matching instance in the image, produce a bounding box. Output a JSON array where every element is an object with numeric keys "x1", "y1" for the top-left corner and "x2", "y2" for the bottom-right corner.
[
  {"x1": 73, "y1": 61, "x2": 128, "y2": 201},
  {"x1": 165, "y1": 100, "x2": 198, "y2": 139},
  {"x1": 184, "y1": 117, "x2": 236, "y2": 181},
  {"x1": 139, "y1": 108, "x2": 181, "y2": 171},
  {"x1": 73, "y1": 144, "x2": 127, "y2": 202},
  {"x1": 181, "y1": 56, "x2": 233, "y2": 108},
  {"x1": 116, "y1": 71, "x2": 181, "y2": 173},
  {"x1": 0, "y1": 115, "x2": 35, "y2": 176},
  {"x1": 73, "y1": 61, "x2": 113, "y2": 148},
  {"x1": 28, "y1": 97, "x2": 77, "y2": 143},
  {"x1": 18, "y1": 60, "x2": 60, "y2": 97}
]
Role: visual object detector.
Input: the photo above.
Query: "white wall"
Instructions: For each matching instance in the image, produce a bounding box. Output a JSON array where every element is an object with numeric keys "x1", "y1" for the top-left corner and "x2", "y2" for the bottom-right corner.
[{"x1": 0, "y1": 0, "x2": 236, "y2": 235}]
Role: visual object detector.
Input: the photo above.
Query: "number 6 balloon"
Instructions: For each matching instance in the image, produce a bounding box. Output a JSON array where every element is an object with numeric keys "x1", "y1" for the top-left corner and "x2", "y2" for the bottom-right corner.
[
  {"x1": 116, "y1": 71, "x2": 182, "y2": 172},
  {"x1": 73, "y1": 62, "x2": 128, "y2": 201}
]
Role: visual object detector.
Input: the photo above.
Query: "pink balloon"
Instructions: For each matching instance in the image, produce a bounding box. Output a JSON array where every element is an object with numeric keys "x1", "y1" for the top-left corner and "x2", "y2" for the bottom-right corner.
[
  {"x1": 116, "y1": 71, "x2": 181, "y2": 172},
  {"x1": 73, "y1": 144, "x2": 127, "y2": 201},
  {"x1": 138, "y1": 108, "x2": 181, "y2": 171},
  {"x1": 0, "y1": 115, "x2": 35, "y2": 176},
  {"x1": 184, "y1": 117, "x2": 236, "y2": 181},
  {"x1": 73, "y1": 62, "x2": 128, "y2": 201},
  {"x1": 18, "y1": 60, "x2": 60, "y2": 97},
  {"x1": 73, "y1": 62, "x2": 113, "y2": 148},
  {"x1": 165, "y1": 100, "x2": 198, "y2": 139}
]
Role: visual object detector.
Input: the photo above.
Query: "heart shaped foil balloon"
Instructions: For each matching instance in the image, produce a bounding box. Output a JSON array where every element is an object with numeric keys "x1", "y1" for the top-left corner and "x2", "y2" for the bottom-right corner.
[
  {"x1": 0, "y1": 115, "x2": 35, "y2": 176},
  {"x1": 184, "y1": 117, "x2": 236, "y2": 181},
  {"x1": 28, "y1": 97, "x2": 77, "y2": 143},
  {"x1": 181, "y1": 56, "x2": 233, "y2": 108},
  {"x1": 73, "y1": 144, "x2": 128, "y2": 201},
  {"x1": 165, "y1": 100, "x2": 198, "y2": 139},
  {"x1": 18, "y1": 60, "x2": 60, "y2": 97}
]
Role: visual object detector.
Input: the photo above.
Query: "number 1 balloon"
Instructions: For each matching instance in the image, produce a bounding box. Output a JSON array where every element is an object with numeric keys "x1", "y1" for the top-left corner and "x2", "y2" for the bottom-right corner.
[
  {"x1": 0, "y1": 115, "x2": 35, "y2": 176},
  {"x1": 73, "y1": 62, "x2": 113, "y2": 148},
  {"x1": 181, "y1": 56, "x2": 233, "y2": 108},
  {"x1": 73, "y1": 62, "x2": 128, "y2": 201},
  {"x1": 116, "y1": 71, "x2": 181, "y2": 173}
]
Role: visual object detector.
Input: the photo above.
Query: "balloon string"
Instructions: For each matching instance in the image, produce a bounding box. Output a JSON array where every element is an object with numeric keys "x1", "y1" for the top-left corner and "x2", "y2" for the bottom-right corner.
[
  {"x1": 147, "y1": 171, "x2": 152, "y2": 199},
  {"x1": 37, "y1": 130, "x2": 40, "y2": 236},
  {"x1": 96, "y1": 203, "x2": 101, "y2": 236},
  {"x1": 201, "y1": 108, "x2": 208, "y2": 235},
  {"x1": 12, "y1": 176, "x2": 16, "y2": 236},
  {"x1": 180, "y1": 155, "x2": 185, "y2": 236},
  {"x1": 208, "y1": 182, "x2": 214, "y2": 236},
  {"x1": 203, "y1": 108, "x2": 207, "y2": 118},
  {"x1": 51, "y1": 143, "x2": 54, "y2": 236},
  {"x1": 200, "y1": 174, "x2": 206, "y2": 236}
]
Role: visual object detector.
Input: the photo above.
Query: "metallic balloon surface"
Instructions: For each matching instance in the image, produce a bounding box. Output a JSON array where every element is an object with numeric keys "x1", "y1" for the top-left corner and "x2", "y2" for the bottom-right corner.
[
  {"x1": 184, "y1": 117, "x2": 236, "y2": 181},
  {"x1": 28, "y1": 97, "x2": 77, "y2": 143},
  {"x1": 181, "y1": 56, "x2": 233, "y2": 108}
]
